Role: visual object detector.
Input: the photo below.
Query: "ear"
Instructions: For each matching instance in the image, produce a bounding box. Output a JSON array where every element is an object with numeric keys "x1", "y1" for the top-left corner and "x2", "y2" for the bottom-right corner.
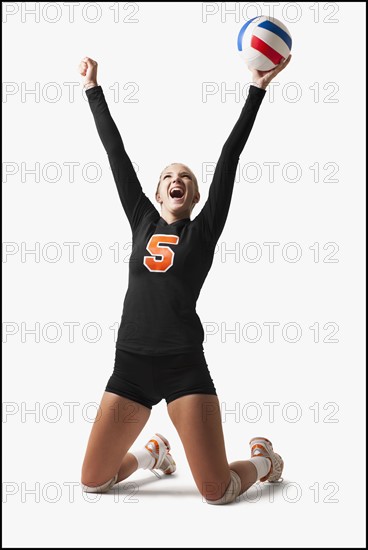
[{"x1": 155, "y1": 192, "x2": 163, "y2": 205}]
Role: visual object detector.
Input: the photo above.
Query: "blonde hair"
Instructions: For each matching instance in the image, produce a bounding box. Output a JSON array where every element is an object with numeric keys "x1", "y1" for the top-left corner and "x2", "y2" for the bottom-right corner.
[{"x1": 155, "y1": 163, "x2": 199, "y2": 197}]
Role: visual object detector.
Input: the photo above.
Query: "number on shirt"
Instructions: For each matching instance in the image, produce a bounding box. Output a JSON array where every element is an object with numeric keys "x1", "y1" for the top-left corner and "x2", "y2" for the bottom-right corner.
[{"x1": 143, "y1": 234, "x2": 179, "y2": 272}]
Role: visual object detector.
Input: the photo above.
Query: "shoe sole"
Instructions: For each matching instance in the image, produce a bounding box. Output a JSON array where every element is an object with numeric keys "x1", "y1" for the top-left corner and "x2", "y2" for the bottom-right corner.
[
  {"x1": 249, "y1": 437, "x2": 283, "y2": 483},
  {"x1": 154, "y1": 433, "x2": 176, "y2": 475},
  {"x1": 155, "y1": 433, "x2": 171, "y2": 452}
]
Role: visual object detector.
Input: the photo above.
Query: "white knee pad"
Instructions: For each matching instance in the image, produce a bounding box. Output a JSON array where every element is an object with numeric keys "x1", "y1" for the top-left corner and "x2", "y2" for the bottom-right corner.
[
  {"x1": 81, "y1": 473, "x2": 118, "y2": 493},
  {"x1": 205, "y1": 470, "x2": 241, "y2": 505}
]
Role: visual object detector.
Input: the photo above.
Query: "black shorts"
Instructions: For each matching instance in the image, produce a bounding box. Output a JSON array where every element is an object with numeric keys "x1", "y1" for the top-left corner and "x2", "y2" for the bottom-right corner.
[{"x1": 105, "y1": 348, "x2": 217, "y2": 409}]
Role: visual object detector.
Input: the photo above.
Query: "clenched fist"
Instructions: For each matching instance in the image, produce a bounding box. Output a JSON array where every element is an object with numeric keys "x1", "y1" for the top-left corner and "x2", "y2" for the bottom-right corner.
[{"x1": 78, "y1": 56, "x2": 99, "y2": 90}]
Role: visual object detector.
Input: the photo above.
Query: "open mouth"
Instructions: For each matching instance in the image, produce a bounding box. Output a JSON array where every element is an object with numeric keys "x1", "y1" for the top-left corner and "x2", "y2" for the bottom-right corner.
[{"x1": 169, "y1": 187, "x2": 185, "y2": 200}]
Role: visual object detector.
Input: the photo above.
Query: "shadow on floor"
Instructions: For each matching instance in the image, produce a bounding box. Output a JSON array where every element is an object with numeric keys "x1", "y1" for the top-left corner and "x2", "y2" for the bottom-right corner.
[{"x1": 102, "y1": 475, "x2": 289, "y2": 501}]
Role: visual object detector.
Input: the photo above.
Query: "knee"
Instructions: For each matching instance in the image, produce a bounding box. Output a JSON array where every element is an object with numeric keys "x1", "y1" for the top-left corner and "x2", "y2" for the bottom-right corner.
[
  {"x1": 203, "y1": 470, "x2": 241, "y2": 505},
  {"x1": 201, "y1": 480, "x2": 229, "y2": 502},
  {"x1": 81, "y1": 472, "x2": 118, "y2": 493}
]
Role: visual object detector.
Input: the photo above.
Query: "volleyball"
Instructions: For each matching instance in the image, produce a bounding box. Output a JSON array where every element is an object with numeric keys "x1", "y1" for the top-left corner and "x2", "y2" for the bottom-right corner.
[{"x1": 237, "y1": 16, "x2": 292, "y2": 71}]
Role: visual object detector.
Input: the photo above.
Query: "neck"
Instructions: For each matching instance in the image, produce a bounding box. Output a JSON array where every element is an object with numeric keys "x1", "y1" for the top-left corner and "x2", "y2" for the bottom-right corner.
[{"x1": 160, "y1": 208, "x2": 191, "y2": 225}]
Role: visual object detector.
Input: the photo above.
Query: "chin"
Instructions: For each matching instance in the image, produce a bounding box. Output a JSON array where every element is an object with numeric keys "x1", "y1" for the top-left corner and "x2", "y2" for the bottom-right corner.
[{"x1": 168, "y1": 203, "x2": 186, "y2": 212}]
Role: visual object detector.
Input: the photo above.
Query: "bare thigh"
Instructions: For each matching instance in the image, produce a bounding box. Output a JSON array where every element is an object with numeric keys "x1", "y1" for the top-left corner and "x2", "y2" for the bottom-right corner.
[
  {"x1": 168, "y1": 394, "x2": 231, "y2": 501},
  {"x1": 81, "y1": 391, "x2": 151, "y2": 487}
]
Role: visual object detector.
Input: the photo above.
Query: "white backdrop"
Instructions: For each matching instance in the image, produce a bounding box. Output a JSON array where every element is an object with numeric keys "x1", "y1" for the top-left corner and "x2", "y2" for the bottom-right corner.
[{"x1": 3, "y1": 2, "x2": 366, "y2": 547}]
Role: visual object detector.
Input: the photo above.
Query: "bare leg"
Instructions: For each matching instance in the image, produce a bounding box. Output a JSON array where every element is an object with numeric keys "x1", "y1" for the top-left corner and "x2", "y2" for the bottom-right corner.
[
  {"x1": 167, "y1": 394, "x2": 260, "y2": 501},
  {"x1": 81, "y1": 391, "x2": 151, "y2": 488},
  {"x1": 116, "y1": 453, "x2": 141, "y2": 482}
]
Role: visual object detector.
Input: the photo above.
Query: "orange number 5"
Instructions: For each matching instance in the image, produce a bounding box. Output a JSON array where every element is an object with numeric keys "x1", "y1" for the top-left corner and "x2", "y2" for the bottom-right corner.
[{"x1": 143, "y1": 234, "x2": 179, "y2": 272}]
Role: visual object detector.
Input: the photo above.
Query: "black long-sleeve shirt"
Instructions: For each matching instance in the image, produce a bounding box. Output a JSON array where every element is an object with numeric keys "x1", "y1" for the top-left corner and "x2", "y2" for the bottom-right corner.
[{"x1": 85, "y1": 84, "x2": 266, "y2": 355}]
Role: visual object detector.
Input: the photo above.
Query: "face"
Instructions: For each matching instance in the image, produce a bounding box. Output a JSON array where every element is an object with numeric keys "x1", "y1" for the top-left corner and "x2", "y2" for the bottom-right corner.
[{"x1": 156, "y1": 163, "x2": 200, "y2": 217}]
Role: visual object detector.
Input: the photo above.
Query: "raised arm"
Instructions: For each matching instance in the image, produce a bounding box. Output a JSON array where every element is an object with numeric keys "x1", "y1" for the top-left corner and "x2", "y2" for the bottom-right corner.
[
  {"x1": 196, "y1": 55, "x2": 292, "y2": 245},
  {"x1": 196, "y1": 85, "x2": 266, "y2": 244},
  {"x1": 79, "y1": 57, "x2": 157, "y2": 232}
]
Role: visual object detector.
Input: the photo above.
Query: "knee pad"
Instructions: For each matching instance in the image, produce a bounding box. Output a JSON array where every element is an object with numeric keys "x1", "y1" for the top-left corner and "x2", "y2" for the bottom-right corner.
[
  {"x1": 81, "y1": 473, "x2": 118, "y2": 493},
  {"x1": 205, "y1": 470, "x2": 241, "y2": 505}
]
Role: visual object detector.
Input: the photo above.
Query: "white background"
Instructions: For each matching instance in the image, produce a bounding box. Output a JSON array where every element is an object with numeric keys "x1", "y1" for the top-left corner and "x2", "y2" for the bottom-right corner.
[{"x1": 3, "y1": 1, "x2": 366, "y2": 547}]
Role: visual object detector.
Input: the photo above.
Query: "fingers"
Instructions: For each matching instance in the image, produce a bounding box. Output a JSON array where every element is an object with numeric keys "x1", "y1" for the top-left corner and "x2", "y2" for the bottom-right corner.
[
  {"x1": 83, "y1": 56, "x2": 98, "y2": 68},
  {"x1": 78, "y1": 61, "x2": 87, "y2": 76},
  {"x1": 77, "y1": 56, "x2": 98, "y2": 75},
  {"x1": 265, "y1": 54, "x2": 291, "y2": 82},
  {"x1": 276, "y1": 53, "x2": 292, "y2": 73}
]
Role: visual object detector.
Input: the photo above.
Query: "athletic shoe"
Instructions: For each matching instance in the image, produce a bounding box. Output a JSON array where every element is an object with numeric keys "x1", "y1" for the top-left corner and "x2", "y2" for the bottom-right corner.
[
  {"x1": 145, "y1": 433, "x2": 176, "y2": 477},
  {"x1": 249, "y1": 436, "x2": 284, "y2": 483}
]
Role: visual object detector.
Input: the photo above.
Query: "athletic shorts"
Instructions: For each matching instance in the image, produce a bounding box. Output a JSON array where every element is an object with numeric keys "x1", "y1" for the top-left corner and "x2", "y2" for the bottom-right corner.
[{"x1": 105, "y1": 348, "x2": 217, "y2": 409}]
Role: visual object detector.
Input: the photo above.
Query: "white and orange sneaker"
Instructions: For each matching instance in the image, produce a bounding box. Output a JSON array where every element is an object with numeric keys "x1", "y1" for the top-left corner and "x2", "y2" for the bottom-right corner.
[
  {"x1": 145, "y1": 433, "x2": 176, "y2": 478},
  {"x1": 249, "y1": 437, "x2": 284, "y2": 483}
]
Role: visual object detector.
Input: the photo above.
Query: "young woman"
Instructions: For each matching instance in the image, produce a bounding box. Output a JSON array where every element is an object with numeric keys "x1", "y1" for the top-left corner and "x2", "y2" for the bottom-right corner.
[{"x1": 78, "y1": 53, "x2": 291, "y2": 505}]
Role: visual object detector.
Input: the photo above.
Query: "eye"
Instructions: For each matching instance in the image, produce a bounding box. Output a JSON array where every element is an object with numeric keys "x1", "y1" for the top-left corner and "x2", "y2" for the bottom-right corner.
[{"x1": 163, "y1": 174, "x2": 191, "y2": 180}]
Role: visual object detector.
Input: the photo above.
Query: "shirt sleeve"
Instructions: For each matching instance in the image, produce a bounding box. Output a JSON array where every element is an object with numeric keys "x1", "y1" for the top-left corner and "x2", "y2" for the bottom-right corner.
[
  {"x1": 196, "y1": 85, "x2": 267, "y2": 245},
  {"x1": 85, "y1": 85, "x2": 158, "y2": 232}
]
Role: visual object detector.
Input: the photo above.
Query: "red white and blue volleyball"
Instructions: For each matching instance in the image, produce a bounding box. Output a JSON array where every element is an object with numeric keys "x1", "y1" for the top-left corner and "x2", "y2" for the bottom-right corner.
[{"x1": 237, "y1": 16, "x2": 292, "y2": 71}]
